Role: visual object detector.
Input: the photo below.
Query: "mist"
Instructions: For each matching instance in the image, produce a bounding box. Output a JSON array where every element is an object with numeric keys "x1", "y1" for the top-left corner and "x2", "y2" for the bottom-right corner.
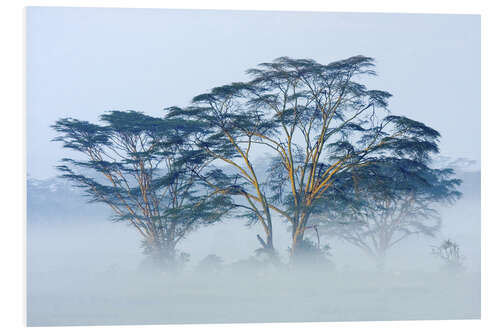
[
  {"x1": 27, "y1": 171, "x2": 480, "y2": 326},
  {"x1": 26, "y1": 8, "x2": 480, "y2": 326}
]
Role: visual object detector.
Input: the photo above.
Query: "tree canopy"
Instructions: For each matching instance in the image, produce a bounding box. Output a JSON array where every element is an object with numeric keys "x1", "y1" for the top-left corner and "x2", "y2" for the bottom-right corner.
[
  {"x1": 315, "y1": 158, "x2": 461, "y2": 266},
  {"x1": 53, "y1": 110, "x2": 233, "y2": 270},
  {"x1": 52, "y1": 55, "x2": 463, "y2": 270},
  {"x1": 168, "y1": 55, "x2": 450, "y2": 261}
]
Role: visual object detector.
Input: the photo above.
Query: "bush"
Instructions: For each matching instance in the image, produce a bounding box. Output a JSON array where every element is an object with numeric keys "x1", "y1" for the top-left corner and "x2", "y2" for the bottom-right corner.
[
  {"x1": 432, "y1": 239, "x2": 465, "y2": 273},
  {"x1": 195, "y1": 254, "x2": 224, "y2": 274},
  {"x1": 290, "y1": 238, "x2": 334, "y2": 270}
]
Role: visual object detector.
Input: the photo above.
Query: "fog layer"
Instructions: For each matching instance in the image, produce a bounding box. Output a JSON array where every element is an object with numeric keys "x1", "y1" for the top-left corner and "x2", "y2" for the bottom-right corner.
[{"x1": 27, "y1": 172, "x2": 480, "y2": 326}]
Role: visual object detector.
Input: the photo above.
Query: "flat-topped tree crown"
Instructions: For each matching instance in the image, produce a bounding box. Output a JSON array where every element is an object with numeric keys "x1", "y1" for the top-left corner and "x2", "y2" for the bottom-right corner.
[
  {"x1": 164, "y1": 55, "x2": 456, "y2": 263},
  {"x1": 315, "y1": 157, "x2": 462, "y2": 267},
  {"x1": 52, "y1": 110, "x2": 233, "y2": 271}
]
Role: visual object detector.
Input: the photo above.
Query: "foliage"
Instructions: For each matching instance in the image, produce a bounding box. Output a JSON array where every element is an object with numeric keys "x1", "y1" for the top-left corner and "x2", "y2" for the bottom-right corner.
[
  {"x1": 432, "y1": 239, "x2": 465, "y2": 272},
  {"x1": 52, "y1": 111, "x2": 233, "y2": 270},
  {"x1": 52, "y1": 55, "x2": 464, "y2": 270},
  {"x1": 168, "y1": 55, "x2": 449, "y2": 262},
  {"x1": 195, "y1": 254, "x2": 224, "y2": 274},
  {"x1": 316, "y1": 158, "x2": 461, "y2": 265},
  {"x1": 288, "y1": 238, "x2": 333, "y2": 269}
]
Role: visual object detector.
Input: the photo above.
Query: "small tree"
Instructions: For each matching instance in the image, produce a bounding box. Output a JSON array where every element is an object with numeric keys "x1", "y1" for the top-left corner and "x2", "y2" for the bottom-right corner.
[
  {"x1": 432, "y1": 239, "x2": 465, "y2": 272},
  {"x1": 317, "y1": 159, "x2": 461, "y2": 268},
  {"x1": 53, "y1": 111, "x2": 232, "y2": 271}
]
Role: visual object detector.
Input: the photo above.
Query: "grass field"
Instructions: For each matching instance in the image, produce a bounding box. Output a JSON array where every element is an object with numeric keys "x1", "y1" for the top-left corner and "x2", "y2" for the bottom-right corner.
[{"x1": 27, "y1": 267, "x2": 480, "y2": 326}]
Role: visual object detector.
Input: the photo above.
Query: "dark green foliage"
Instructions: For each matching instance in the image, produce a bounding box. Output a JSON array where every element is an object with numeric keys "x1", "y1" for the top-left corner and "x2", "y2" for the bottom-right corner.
[
  {"x1": 316, "y1": 158, "x2": 462, "y2": 264},
  {"x1": 53, "y1": 111, "x2": 233, "y2": 270},
  {"x1": 165, "y1": 55, "x2": 460, "y2": 264},
  {"x1": 287, "y1": 238, "x2": 333, "y2": 269},
  {"x1": 52, "y1": 55, "x2": 463, "y2": 270}
]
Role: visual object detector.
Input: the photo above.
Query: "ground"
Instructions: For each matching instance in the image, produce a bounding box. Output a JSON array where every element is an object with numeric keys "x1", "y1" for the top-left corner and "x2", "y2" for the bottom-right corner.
[{"x1": 27, "y1": 268, "x2": 480, "y2": 326}]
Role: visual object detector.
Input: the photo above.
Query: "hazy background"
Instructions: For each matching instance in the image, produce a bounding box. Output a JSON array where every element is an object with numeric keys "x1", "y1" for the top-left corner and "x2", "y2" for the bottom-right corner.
[
  {"x1": 27, "y1": 167, "x2": 480, "y2": 326},
  {"x1": 27, "y1": 7, "x2": 480, "y2": 179},
  {"x1": 26, "y1": 7, "x2": 481, "y2": 326}
]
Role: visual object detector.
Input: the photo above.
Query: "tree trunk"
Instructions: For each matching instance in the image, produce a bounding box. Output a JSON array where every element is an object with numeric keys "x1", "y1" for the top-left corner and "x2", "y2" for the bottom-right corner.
[
  {"x1": 256, "y1": 231, "x2": 280, "y2": 265},
  {"x1": 374, "y1": 249, "x2": 387, "y2": 271},
  {"x1": 290, "y1": 228, "x2": 306, "y2": 266},
  {"x1": 290, "y1": 210, "x2": 311, "y2": 261},
  {"x1": 145, "y1": 238, "x2": 177, "y2": 272},
  {"x1": 257, "y1": 233, "x2": 273, "y2": 250}
]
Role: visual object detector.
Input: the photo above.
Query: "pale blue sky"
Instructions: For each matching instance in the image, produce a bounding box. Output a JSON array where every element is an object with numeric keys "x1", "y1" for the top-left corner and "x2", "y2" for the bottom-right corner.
[{"x1": 27, "y1": 7, "x2": 480, "y2": 179}]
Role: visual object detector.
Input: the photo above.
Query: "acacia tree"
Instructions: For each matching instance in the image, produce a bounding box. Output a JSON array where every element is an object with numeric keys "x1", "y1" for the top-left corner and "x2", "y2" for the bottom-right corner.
[
  {"x1": 316, "y1": 158, "x2": 461, "y2": 268},
  {"x1": 166, "y1": 86, "x2": 282, "y2": 258},
  {"x1": 52, "y1": 111, "x2": 232, "y2": 270},
  {"x1": 173, "y1": 56, "x2": 444, "y2": 261}
]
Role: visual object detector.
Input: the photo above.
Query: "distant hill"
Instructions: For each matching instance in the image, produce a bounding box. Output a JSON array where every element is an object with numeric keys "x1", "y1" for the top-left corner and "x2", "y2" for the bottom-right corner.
[{"x1": 27, "y1": 177, "x2": 109, "y2": 225}]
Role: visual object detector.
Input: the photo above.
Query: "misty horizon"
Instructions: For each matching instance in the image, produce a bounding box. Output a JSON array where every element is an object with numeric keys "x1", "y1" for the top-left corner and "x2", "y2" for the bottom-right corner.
[{"x1": 26, "y1": 7, "x2": 481, "y2": 327}]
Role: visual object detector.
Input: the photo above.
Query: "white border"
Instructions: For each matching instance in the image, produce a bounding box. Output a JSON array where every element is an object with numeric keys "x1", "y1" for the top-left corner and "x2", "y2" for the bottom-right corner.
[{"x1": 1, "y1": 1, "x2": 498, "y2": 332}]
